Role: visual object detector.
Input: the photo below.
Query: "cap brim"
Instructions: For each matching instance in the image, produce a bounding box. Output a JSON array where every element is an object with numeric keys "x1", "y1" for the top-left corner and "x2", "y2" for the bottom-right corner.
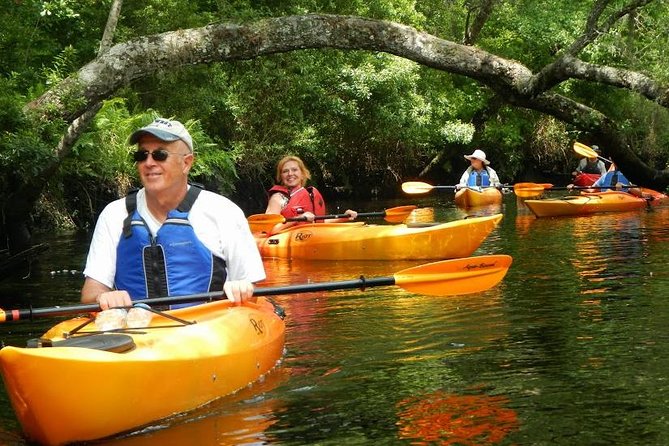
[{"x1": 129, "y1": 129, "x2": 181, "y2": 145}]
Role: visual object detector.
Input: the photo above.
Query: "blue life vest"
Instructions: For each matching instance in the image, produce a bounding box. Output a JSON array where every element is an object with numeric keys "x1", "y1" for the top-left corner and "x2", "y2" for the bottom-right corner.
[
  {"x1": 597, "y1": 171, "x2": 630, "y2": 191},
  {"x1": 467, "y1": 168, "x2": 491, "y2": 187},
  {"x1": 115, "y1": 185, "x2": 226, "y2": 308}
]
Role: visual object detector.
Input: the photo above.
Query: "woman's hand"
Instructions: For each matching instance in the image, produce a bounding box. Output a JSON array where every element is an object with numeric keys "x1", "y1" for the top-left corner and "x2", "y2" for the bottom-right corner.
[{"x1": 301, "y1": 211, "x2": 316, "y2": 222}]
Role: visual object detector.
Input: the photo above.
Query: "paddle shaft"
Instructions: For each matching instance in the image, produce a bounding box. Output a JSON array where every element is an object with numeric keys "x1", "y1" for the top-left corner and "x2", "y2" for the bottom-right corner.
[
  {"x1": 1, "y1": 254, "x2": 513, "y2": 322},
  {"x1": 433, "y1": 185, "x2": 505, "y2": 190},
  {"x1": 247, "y1": 205, "x2": 416, "y2": 232},
  {"x1": 0, "y1": 277, "x2": 396, "y2": 322},
  {"x1": 288, "y1": 211, "x2": 384, "y2": 222},
  {"x1": 402, "y1": 183, "x2": 506, "y2": 193},
  {"x1": 549, "y1": 185, "x2": 636, "y2": 191}
]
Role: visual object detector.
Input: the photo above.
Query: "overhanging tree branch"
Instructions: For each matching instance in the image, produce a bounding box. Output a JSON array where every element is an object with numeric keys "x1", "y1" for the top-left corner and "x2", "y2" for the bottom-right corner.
[{"x1": 525, "y1": 0, "x2": 656, "y2": 95}]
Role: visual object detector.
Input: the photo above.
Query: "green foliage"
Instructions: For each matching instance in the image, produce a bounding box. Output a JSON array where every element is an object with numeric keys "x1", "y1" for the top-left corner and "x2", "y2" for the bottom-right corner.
[
  {"x1": 0, "y1": 78, "x2": 65, "y2": 181},
  {"x1": 67, "y1": 99, "x2": 139, "y2": 193},
  {"x1": 476, "y1": 106, "x2": 538, "y2": 179},
  {"x1": 66, "y1": 99, "x2": 239, "y2": 196},
  {"x1": 3, "y1": 0, "x2": 669, "y2": 231},
  {"x1": 193, "y1": 50, "x2": 475, "y2": 196},
  {"x1": 42, "y1": 46, "x2": 80, "y2": 88},
  {"x1": 1, "y1": 0, "x2": 108, "y2": 89}
]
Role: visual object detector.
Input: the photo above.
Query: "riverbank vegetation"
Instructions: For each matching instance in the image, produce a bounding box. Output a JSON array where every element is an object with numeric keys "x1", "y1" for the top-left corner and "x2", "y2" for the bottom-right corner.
[{"x1": 2, "y1": 0, "x2": 669, "y2": 247}]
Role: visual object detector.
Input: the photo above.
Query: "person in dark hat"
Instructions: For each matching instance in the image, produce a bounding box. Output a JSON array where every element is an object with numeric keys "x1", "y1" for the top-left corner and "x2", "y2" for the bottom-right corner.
[
  {"x1": 81, "y1": 117, "x2": 264, "y2": 311},
  {"x1": 572, "y1": 144, "x2": 606, "y2": 177}
]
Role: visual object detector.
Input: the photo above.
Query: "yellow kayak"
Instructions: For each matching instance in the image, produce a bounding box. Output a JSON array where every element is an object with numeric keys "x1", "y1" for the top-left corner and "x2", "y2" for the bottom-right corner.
[
  {"x1": 523, "y1": 190, "x2": 648, "y2": 217},
  {"x1": 0, "y1": 298, "x2": 285, "y2": 445},
  {"x1": 255, "y1": 214, "x2": 503, "y2": 260},
  {"x1": 454, "y1": 187, "x2": 503, "y2": 208}
]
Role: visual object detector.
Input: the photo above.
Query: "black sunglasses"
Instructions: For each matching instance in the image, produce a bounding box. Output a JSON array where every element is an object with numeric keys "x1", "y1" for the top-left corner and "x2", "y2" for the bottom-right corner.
[{"x1": 133, "y1": 149, "x2": 187, "y2": 163}]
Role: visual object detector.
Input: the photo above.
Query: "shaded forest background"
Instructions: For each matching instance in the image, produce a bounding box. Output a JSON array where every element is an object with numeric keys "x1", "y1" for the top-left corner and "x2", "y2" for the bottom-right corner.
[{"x1": 2, "y1": 0, "x2": 669, "y2": 240}]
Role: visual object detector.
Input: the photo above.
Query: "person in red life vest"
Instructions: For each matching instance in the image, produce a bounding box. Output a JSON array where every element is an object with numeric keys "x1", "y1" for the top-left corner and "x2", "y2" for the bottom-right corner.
[{"x1": 265, "y1": 155, "x2": 357, "y2": 232}]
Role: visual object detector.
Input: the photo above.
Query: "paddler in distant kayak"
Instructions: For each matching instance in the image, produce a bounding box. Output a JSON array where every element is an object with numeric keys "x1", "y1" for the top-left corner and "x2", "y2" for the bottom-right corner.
[
  {"x1": 81, "y1": 118, "x2": 265, "y2": 311},
  {"x1": 572, "y1": 144, "x2": 607, "y2": 178},
  {"x1": 571, "y1": 145, "x2": 606, "y2": 186},
  {"x1": 569, "y1": 163, "x2": 650, "y2": 198},
  {"x1": 457, "y1": 149, "x2": 502, "y2": 189},
  {"x1": 265, "y1": 155, "x2": 357, "y2": 232}
]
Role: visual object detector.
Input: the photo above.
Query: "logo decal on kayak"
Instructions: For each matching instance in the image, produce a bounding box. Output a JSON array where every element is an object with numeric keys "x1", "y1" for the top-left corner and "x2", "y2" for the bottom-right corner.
[
  {"x1": 250, "y1": 318, "x2": 265, "y2": 334},
  {"x1": 464, "y1": 261, "x2": 497, "y2": 270},
  {"x1": 294, "y1": 231, "x2": 313, "y2": 242}
]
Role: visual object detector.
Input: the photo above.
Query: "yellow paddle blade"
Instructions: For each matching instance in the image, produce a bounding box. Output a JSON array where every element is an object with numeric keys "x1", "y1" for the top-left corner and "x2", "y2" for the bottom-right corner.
[
  {"x1": 247, "y1": 214, "x2": 286, "y2": 233},
  {"x1": 514, "y1": 189, "x2": 544, "y2": 199},
  {"x1": 513, "y1": 182, "x2": 554, "y2": 198},
  {"x1": 383, "y1": 205, "x2": 417, "y2": 223},
  {"x1": 394, "y1": 254, "x2": 512, "y2": 296},
  {"x1": 401, "y1": 181, "x2": 434, "y2": 194},
  {"x1": 573, "y1": 142, "x2": 597, "y2": 159}
]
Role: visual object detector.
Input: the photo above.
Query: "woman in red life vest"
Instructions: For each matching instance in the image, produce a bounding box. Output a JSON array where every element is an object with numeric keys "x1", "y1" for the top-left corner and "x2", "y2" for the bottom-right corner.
[{"x1": 265, "y1": 155, "x2": 357, "y2": 232}]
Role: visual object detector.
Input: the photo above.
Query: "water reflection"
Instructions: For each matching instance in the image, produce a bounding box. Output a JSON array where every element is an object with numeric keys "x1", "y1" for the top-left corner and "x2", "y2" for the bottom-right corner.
[
  {"x1": 396, "y1": 389, "x2": 519, "y2": 445},
  {"x1": 405, "y1": 206, "x2": 435, "y2": 224},
  {"x1": 104, "y1": 367, "x2": 290, "y2": 445},
  {"x1": 570, "y1": 211, "x2": 647, "y2": 298}
]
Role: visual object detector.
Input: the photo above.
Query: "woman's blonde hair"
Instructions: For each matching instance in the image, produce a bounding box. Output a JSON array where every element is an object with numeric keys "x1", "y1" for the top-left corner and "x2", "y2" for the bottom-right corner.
[{"x1": 275, "y1": 155, "x2": 311, "y2": 186}]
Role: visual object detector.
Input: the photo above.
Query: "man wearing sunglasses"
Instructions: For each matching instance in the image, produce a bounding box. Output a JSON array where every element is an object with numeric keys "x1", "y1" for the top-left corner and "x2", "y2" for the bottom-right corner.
[{"x1": 80, "y1": 117, "x2": 265, "y2": 310}]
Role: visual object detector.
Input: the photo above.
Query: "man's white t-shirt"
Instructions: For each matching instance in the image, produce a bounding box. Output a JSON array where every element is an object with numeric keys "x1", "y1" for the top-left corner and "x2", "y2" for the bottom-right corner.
[{"x1": 83, "y1": 187, "x2": 265, "y2": 289}]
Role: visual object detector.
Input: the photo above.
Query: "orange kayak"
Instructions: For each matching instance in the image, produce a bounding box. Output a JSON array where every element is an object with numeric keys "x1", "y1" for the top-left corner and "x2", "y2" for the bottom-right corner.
[
  {"x1": 255, "y1": 214, "x2": 503, "y2": 260},
  {"x1": 454, "y1": 187, "x2": 502, "y2": 208},
  {"x1": 523, "y1": 190, "x2": 656, "y2": 217},
  {"x1": 0, "y1": 298, "x2": 285, "y2": 445},
  {"x1": 641, "y1": 187, "x2": 669, "y2": 205}
]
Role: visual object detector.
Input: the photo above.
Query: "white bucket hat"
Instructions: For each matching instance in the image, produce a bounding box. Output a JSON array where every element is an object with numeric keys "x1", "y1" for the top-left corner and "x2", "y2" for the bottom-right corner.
[
  {"x1": 129, "y1": 118, "x2": 193, "y2": 152},
  {"x1": 464, "y1": 149, "x2": 490, "y2": 165}
]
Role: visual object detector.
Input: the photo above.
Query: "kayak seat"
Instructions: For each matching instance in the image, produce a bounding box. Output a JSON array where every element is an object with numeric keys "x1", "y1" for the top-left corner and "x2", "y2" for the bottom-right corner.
[
  {"x1": 406, "y1": 222, "x2": 441, "y2": 228},
  {"x1": 26, "y1": 334, "x2": 135, "y2": 353}
]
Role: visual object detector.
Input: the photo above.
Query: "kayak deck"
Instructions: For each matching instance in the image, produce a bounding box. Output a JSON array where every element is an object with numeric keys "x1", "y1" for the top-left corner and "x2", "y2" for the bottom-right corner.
[
  {"x1": 255, "y1": 214, "x2": 503, "y2": 260},
  {"x1": 0, "y1": 298, "x2": 285, "y2": 445},
  {"x1": 454, "y1": 187, "x2": 502, "y2": 208}
]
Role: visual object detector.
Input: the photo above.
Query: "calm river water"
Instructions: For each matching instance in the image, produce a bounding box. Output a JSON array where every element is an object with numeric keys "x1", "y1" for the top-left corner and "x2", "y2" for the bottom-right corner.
[{"x1": 2, "y1": 191, "x2": 669, "y2": 445}]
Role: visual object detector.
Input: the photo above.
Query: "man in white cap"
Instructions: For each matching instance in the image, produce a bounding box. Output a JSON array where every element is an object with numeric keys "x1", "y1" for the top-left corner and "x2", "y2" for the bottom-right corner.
[
  {"x1": 81, "y1": 117, "x2": 265, "y2": 310},
  {"x1": 458, "y1": 149, "x2": 501, "y2": 188}
]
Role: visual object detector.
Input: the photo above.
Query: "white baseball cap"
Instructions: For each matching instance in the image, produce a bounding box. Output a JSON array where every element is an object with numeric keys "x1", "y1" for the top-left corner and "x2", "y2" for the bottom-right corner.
[
  {"x1": 129, "y1": 118, "x2": 193, "y2": 152},
  {"x1": 464, "y1": 149, "x2": 490, "y2": 165}
]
